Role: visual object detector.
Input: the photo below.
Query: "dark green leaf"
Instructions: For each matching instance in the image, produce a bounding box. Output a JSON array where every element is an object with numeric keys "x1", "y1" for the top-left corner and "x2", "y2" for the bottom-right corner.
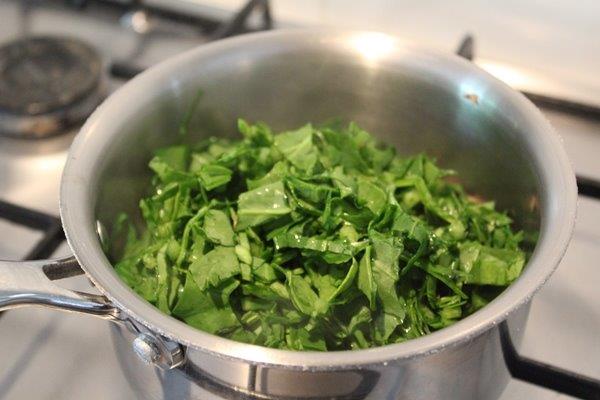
[
  {"x1": 172, "y1": 277, "x2": 240, "y2": 334},
  {"x1": 287, "y1": 273, "x2": 328, "y2": 316},
  {"x1": 357, "y1": 247, "x2": 377, "y2": 309}
]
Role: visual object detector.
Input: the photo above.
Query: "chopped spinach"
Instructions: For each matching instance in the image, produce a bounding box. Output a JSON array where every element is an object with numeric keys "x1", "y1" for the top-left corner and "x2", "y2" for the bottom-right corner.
[{"x1": 111, "y1": 120, "x2": 528, "y2": 351}]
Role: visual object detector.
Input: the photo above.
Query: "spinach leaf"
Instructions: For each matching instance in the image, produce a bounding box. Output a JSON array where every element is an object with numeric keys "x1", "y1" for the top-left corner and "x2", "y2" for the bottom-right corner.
[
  {"x1": 459, "y1": 242, "x2": 525, "y2": 285},
  {"x1": 204, "y1": 209, "x2": 235, "y2": 246},
  {"x1": 274, "y1": 124, "x2": 318, "y2": 173},
  {"x1": 287, "y1": 273, "x2": 328, "y2": 316},
  {"x1": 173, "y1": 277, "x2": 240, "y2": 334},
  {"x1": 358, "y1": 246, "x2": 376, "y2": 309},
  {"x1": 111, "y1": 118, "x2": 530, "y2": 351},
  {"x1": 198, "y1": 164, "x2": 232, "y2": 191},
  {"x1": 273, "y1": 232, "x2": 356, "y2": 264},
  {"x1": 237, "y1": 181, "x2": 292, "y2": 230},
  {"x1": 190, "y1": 246, "x2": 240, "y2": 290},
  {"x1": 371, "y1": 234, "x2": 406, "y2": 320}
]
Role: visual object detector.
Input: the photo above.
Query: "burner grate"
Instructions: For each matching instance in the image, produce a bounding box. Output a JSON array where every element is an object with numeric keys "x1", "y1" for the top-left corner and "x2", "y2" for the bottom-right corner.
[
  {"x1": 578, "y1": 176, "x2": 600, "y2": 199},
  {"x1": 107, "y1": 0, "x2": 272, "y2": 81},
  {"x1": 501, "y1": 322, "x2": 600, "y2": 400},
  {"x1": 0, "y1": 200, "x2": 65, "y2": 261}
]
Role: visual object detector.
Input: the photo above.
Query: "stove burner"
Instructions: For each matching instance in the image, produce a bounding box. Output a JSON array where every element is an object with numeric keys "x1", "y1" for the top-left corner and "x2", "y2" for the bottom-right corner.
[{"x1": 0, "y1": 36, "x2": 103, "y2": 138}]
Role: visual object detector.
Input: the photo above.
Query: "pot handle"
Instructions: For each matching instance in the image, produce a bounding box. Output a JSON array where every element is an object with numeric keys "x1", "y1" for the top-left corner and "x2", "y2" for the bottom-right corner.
[{"x1": 0, "y1": 255, "x2": 120, "y2": 320}]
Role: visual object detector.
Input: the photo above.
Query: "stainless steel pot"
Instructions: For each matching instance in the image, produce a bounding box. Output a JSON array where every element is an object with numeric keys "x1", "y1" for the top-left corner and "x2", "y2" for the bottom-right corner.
[{"x1": 0, "y1": 30, "x2": 577, "y2": 400}]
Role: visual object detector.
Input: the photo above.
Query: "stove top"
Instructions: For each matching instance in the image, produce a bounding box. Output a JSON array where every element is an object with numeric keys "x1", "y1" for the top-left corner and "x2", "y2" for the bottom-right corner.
[
  {"x1": 0, "y1": 1, "x2": 598, "y2": 399},
  {"x1": 0, "y1": 36, "x2": 104, "y2": 138}
]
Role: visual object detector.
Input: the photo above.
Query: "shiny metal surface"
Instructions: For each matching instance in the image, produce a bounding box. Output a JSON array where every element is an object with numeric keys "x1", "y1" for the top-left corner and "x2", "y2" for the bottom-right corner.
[
  {"x1": 111, "y1": 305, "x2": 530, "y2": 399},
  {"x1": 132, "y1": 332, "x2": 186, "y2": 370},
  {"x1": 0, "y1": 256, "x2": 118, "y2": 319},
  {"x1": 63, "y1": 27, "x2": 576, "y2": 361},
  {"x1": 0, "y1": 29, "x2": 577, "y2": 399},
  {"x1": 132, "y1": 334, "x2": 162, "y2": 364}
]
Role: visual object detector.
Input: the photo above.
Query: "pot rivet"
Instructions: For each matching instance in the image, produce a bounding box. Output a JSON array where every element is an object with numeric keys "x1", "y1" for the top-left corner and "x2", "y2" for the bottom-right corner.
[
  {"x1": 96, "y1": 220, "x2": 109, "y2": 252},
  {"x1": 132, "y1": 333, "x2": 162, "y2": 364}
]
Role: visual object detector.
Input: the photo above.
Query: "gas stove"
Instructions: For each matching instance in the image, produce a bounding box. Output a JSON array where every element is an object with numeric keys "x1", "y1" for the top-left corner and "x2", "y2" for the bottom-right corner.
[{"x1": 0, "y1": 1, "x2": 598, "y2": 399}]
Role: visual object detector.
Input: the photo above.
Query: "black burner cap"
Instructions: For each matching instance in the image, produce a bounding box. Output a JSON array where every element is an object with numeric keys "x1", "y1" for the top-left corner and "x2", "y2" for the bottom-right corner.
[{"x1": 0, "y1": 36, "x2": 102, "y2": 116}]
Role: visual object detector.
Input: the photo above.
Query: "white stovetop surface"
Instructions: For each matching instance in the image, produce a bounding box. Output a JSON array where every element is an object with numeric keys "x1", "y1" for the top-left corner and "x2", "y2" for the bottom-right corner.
[{"x1": 0, "y1": 2, "x2": 599, "y2": 399}]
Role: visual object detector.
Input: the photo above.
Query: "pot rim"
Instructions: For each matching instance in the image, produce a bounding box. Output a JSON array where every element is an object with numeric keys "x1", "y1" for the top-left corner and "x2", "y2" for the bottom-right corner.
[{"x1": 60, "y1": 29, "x2": 577, "y2": 370}]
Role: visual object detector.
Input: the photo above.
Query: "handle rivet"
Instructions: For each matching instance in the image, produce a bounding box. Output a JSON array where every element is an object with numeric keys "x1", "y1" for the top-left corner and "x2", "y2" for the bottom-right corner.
[{"x1": 132, "y1": 333, "x2": 162, "y2": 364}]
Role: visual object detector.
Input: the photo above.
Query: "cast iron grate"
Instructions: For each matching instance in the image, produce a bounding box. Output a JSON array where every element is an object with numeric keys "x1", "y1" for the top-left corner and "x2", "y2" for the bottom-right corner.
[
  {"x1": 0, "y1": 200, "x2": 65, "y2": 261},
  {"x1": 106, "y1": 0, "x2": 272, "y2": 80}
]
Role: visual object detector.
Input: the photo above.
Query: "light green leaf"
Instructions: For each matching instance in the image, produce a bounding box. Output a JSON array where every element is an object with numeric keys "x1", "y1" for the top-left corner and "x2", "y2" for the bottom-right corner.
[
  {"x1": 237, "y1": 181, "x2": 292, "y2": 230},
  {"x1": 190, "y1": 246, "x2": 240, "y2": 290},
  {"x1": 204, "y1": 209, "x2": 235, "y2": 246}
]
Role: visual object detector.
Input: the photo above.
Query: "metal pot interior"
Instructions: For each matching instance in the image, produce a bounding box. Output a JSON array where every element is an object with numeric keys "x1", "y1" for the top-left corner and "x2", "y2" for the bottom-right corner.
[
  {"x1": 60, "y1": 30, "x2": 576, "y2": 368},
  {"x1": 96, "y1": 35, "x2": 541, "y2": 233}
]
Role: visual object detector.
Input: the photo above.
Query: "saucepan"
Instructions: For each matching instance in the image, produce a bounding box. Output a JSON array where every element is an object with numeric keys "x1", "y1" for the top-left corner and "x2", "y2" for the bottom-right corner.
[{"x1": 0, "y1": 30, "x2": 577, "y2": 399}]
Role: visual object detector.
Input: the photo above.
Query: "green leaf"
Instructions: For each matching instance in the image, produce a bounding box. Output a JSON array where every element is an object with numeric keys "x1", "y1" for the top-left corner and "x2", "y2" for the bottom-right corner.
[
  {"x1": 357, "y1": 177, "x2": 387, "y2": 215},
  {"x1": 374, "y1": 313, "x2": 401, "y2": 344},
  {"x1": 328, "y1": 258, "x2": 359, "y2": 303},
  {"x1": 151, "y1": 145, "x2": 189, "y2": 173},
  {"x1": 198, "y1": 164, "x2": 232, "y2": 191},
  {"x1": 392, "y1": 209, "x2": 430, "y2": 243},
  {"x1": 237, "y1": 181, "x2": 292, "y2": 230},
  {"x1": 204, "y1": 209, "x2": 235, "y2": 246},
  {"x1": 247, "y1": 161, "x2": 287, "y2": 190},
  {"x1": 252, "y1": 260, "x2": 278, "y2": 283},
  {"x1": 112, "y1": 118, "x2": 531, "y2": 351},
  {"x1": 320, "y1": 127, "x2": 369, "y2": 172},
  {"x1": 114, "y1": 257, "x2": 158, "y2": 303},
  {"x1": 285, "y1": 327, "x2": 327, "y2": 351},
  {"x1": 371, "y1": 234, "x2": 405, "y2": 320},
  {"x1": 242, "y1": 282, "x2": 289, "y2": 301},
  {"x1": 190, "y1": 246, "x2": 240, "y2": 290},
  {"x1": 149, "y1": 145, "x2": 191, "y2": 184},
  {"x1": 287, "y1": 273, "x2": 328, "y2": 316},
  {"x1": 273, "y1": 232, "x2": 357, "y2": 264},
  {"x1": 357, "y1": 247, "x2": 377, "y2": 309},
  {"x1": 238, "y1": 118, "x2": 273, "y2": 145},
  {"x1": 286, "y1": 176, "x2": 333, "y2": 207},
  {"x1": 173, "y1": 277, "x2": 241, "y2": 334},
  {"x1": 420, "y1": 263, "x2": 467, "y2": 299},
  {"x1": 274, "y1": 124, "x2": 318, "y2": 172},
  {"x1": 329, "y1": 166, "x2": 357, "y2": 198},
  {"x1": 155, "y1": 244, "x2": 172, "y2": 313},
  {"x1": 460, "y1": 242, "x2": 525, "y2": 285}
]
